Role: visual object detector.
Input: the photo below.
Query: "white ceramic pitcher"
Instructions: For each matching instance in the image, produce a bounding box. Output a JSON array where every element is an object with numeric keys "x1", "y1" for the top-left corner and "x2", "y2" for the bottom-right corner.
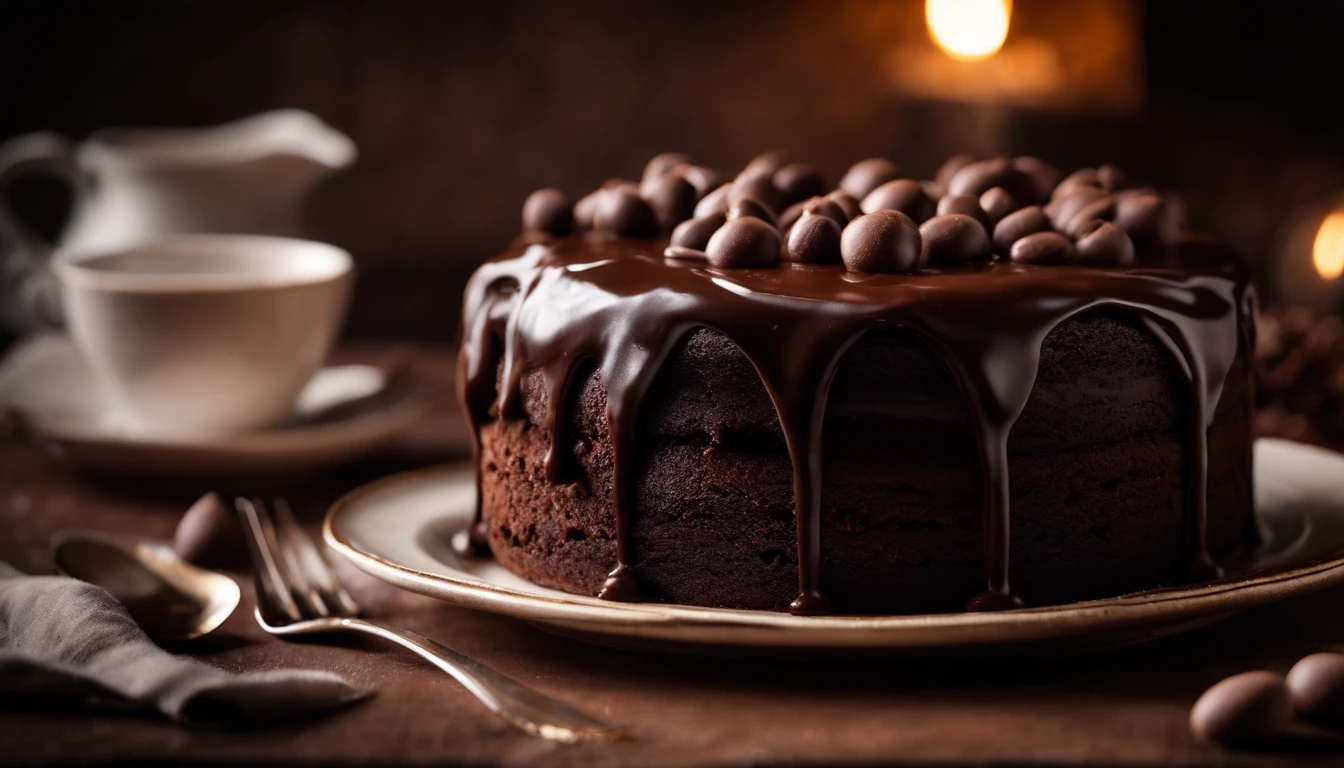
[{"x1": 0, "y1": 109, "x2": 356, "y2": 329}]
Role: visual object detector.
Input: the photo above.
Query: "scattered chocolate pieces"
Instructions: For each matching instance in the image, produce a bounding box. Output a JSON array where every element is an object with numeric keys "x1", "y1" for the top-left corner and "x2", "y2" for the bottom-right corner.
[
  {"x1": 705, "y1": 215, "x2": 781, "y2": 269},
  {"x1": 933, "y1": 154, "x2": 975, "y2": 195},
  {"x1": 695, "y1": 182, "x2": 733, "y2": 218},
  {"x1": 1009, "y1": 231, "x2": 1075, "y2": 266},
  {"x1": 919, "y1": 214, "x2": 991, "y2": 265},
  {"x1": 174, "y1": 492, "x2": 245, "y2": 568},
  {"x1": 1046, "y1": 186, "x2": 1110, "y2": 229},
  {"x1": 785, "y1": 212, "x2": 843, "y2": 264},
  {"x1": 840, "y1": 210, "x2": 923, "y2": 274},
  {"x1": 729, "y1": 174, "x2": 783, "y2": 216},
  {"x1": 643, "y1": 172, "x2": 697, "y2": 232},
  {"x1": 1286, "y1": 653, "x2": 1344, "y2": 727},
  {"x1": 780, "y1": 197, "x2": 848, "y2": 235},
  {"x1": 594, "y1": 187, "x2": 659, "y2": 237},
  {"x1": 839, "y1": 158, "x2": 901, "y2": 200},
  {"x1": 522, "y1": 188, "x2": 574, "y2": 236},
  {"x1": 1062, "y1": 196, "x2": 1118, "y2": 240},
  {"x1": 1074, "y1": 221, "x2": 1135, "y2": 267},
  {"x1": 670, "y1": 212, "x2": 727, "y2": 252},
  {"x1": 739, "y1": 151, "x2": 787, "y2": 182},
  {"x1": 1053, "y1": 168, "x2": 1104, "y2": 200},
  {"x1": 727, "y1": 197, "x2": 778, "y2": 226},
  {"x1": 861, "y1": 179, "x2": 935, "y2": 222},
  {"x1": 772, "y1": 163, "x2": 827, "y2": 206},
  {"x1": 1190, "y1": 671, "x2": 1293, "y2": 747},
  {"x1": 978, "y1": 187, "x2": 1018, "y2": 226},
  {"x1": 992, "y1": 206, "x2": 1052, "y2": 257},
  {"x1": 1097, "y1": 163, "x2": 1131, "y2": 192}
]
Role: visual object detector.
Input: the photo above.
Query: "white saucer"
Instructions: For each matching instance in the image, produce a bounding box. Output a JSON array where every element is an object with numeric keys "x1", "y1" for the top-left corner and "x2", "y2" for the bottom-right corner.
[
  {"x1": 0, "y1": 333, "x2": 429, "y2": 477},
  {"x1": 325, "y1": 439, "x2": 1344, "y2": 657}
]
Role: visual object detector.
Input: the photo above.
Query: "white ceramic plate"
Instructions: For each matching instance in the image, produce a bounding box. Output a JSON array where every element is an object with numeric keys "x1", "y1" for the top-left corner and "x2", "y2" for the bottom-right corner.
[
  {"x1": 325, "y1": 439, "x2": 1344, "y2": 656},
  {"x1": 0, "y1": 333, "x2": 429, "y2": 477}
]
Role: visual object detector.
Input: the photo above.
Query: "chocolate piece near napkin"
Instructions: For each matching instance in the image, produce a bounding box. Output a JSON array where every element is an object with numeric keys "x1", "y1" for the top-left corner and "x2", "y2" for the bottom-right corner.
[{"x1": 0, "y1": 562, "x2": 371, "y2": 723}]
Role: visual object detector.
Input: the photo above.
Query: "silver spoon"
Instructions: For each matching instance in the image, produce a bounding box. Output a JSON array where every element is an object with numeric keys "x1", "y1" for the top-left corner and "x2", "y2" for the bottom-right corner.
[{"x1": 53, "y1": 533, "x2": 240, "y2": 642}]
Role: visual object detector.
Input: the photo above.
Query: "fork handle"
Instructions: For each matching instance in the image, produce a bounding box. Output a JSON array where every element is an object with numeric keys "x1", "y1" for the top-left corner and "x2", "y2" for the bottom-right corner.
[{"x1": 333, "y1": 617, "x2": 623, "y2": 742}]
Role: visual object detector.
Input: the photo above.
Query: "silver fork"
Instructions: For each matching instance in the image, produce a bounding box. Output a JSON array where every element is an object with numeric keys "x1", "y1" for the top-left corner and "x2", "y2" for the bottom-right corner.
[{"x1": 236, "y1": 497, "x2": 624, "y2": 743}]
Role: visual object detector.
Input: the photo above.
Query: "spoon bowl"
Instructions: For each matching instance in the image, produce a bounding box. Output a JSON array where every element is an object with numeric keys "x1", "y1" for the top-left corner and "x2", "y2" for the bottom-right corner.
[{"x1": 53, "y1": 534, "x2": 240, "y2": 641}]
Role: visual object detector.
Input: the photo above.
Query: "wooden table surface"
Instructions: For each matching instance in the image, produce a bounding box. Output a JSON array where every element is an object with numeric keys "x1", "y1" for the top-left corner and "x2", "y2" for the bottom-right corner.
[{"x1": 4, "y1": 345, "x2": 1344, "y2": 767}]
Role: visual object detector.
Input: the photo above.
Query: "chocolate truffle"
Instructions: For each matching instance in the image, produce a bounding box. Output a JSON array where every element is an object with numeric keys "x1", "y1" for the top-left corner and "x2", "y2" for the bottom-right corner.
[
  {"x1": 706, "y1": 215, "x2": 781, "y2": 269},
  {"x1": 840, "y1": 210, "x2": 923, "y2": 274}
]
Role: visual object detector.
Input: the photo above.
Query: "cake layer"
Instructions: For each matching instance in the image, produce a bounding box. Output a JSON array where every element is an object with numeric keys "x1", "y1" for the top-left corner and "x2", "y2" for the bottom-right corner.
[{"x1": 480, "y1": 317, "x2": 1254, "y2": 613}]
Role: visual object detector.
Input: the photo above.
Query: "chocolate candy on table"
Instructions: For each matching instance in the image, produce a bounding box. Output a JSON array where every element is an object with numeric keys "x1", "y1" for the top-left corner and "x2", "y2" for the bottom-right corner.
[
  {"x1": 826, "y1": 190, "x2": 863, "y2": 221},
  {"x1": 521, "y1": 188, "x2": 574, "y2": 236},
  {"x1": 671, "y1": 164, "x2": 723, "y2": 198},
  {"x1": 1189, "y1": 671, "x2": 1293, "y2": 747},
  {"x1": 772, "y1": 163, "x2": 827, "y2": 206},
  {"x1": 641, "y1": 152, "x2": 690, "y2": 186},
  {"x1": 1009, "y1": 231, "x2": 1076, "y2": 266},
  {"x1": 946, "y1": 157, "x2": 1035, "y2": 205},
  {"x1": 785, "y1": 211, "x2": 843, "y2": 264},
  {"x1": 978, "y1": 187, "x2": 1018, "y2": 226},
  {"x1": 174, "y1": 492, "x2": 246, "y2": 568},
  {"x1": 643, "y1": 172, "x2": 697, "y2": 232},
  {"x1": 593, "y1": 187, "x2": 658, "y2": 238},
  {"x1": 1286, "y1": 653, "x2": 1344, "y2": 727},
  {"x1": 695, "y1": 182, "x2": 733, "y2": 218},
  {"x1": 705, "y1": 215, "x2": 781, "y2": 269},
  {"x1": 838, "y1": 157, "x2": 901, "y2": 200},
  {"x1": 1114, "y1": 192, "x2": 1181, "y2": 244},
  {"x1": 919, "y1": 213, "x2": 991, "y2": 265},
  {"x1": 1074, "y1": 221, "x2": 1136, "y2": 267},
  {"x1": 992, "y1": 205, "x2": 1052, "y2": 257},
  {"x1": 937, "y1": 193, "x2": 991, "y2": 230},
  {"x1": 840, "y1": 210, "x2": 924, "y2": 274},
  {"x1": 727, "y1": 197, "x2": 778, "y2": 226},
  {"x1": 1011, "y1": 156, "x2": 1061, "y2": 204},
  {"x1": 860, "y1": 179, "x2": 935, "y2": 222},
  {"x1": 669, "y1": 212, "x2": 727, "y2": 253}
]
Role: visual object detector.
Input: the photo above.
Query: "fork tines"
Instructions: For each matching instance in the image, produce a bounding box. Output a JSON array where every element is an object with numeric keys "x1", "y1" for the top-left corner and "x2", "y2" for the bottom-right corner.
[{"x1": 236, "y1": 497, "x2": 360, "y2": 624}]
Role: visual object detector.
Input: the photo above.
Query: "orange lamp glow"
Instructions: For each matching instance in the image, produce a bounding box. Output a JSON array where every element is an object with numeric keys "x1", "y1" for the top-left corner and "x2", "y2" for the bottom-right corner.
[
  {"x1": 926, "y1": 0, "x2": 1012, "y2": 62},
  {"x1": 1314, "y1": 209, "x2": 1344, "y2": 280}
]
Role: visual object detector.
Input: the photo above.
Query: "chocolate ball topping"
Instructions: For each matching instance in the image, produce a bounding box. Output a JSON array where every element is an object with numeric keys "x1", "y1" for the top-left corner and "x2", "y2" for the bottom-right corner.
[
  {"x1": 670, "y1": 212, "x2": 727, "y2": 252},
  {"x1": 695, "y1": 182, "x2": 733, "y2": 218},
  {"x1": 780, "y1": 196, "x2": 848, "y2": 235},
  {"x1": 1009, "y1": 231, "x2": 1076, "y2": 266},
  {"x1": 737, "y1": 151, "x2": 787, "y2": 184},
  {"x1": 642, "y1": 152, "x2": 690, "y2": 186},
  {"x1": 729, "y1": 174, "x2": 783, "y2": 215},
  {"x1": 643, "y1": 172, "x2": 697, "y2": 232},
  {"x1": 933, "y1": 154, "x2": 975, "y2": 195},
  {"x1": 1073, "y1": 221, "x2": 1135, "y2": 267},
  {"x1": 978, "y1": 187, "x2": 1018, "y2": 226},
  {"x1": 672, "y1": 164, "x2": 723, "y2": 198},
  {"x1": 785, "y1": 212, "x2": 843, "y2": 264},
  {"x1": 861, "y1": 179, "x2": 936, "y2": 222},
  {"x1": 1046, "y1": 186, "x2": 1110, "y2": 229},
  {"x1": 947, "y1": 157, "x2": 1035, "y2": 204},
  {"x1": 839, "y1": 157, "x2": 901, "y2": 200},
  {"x1": 826, "y1": 191, "x2": 864, "y2": 221},
  {"x1": 840, "y1": 210, "x2": 924, "y2": 274},
  {"x1": 1011, "y1": 156, "x2": 1061, "y2": 203},
  {"x1": 706, "y1": 215, "x2": 781, "y2": 269},
  {"x1": 594, "y1": 187, "x2": 658, "y2": 238},
  {"x1": 521, "y1": 188, "x2": 574, "y2": 236},
  {"x1": 919, "y1": 214, "x2": 991, "y2": 265},
  {"x1": 1062, "y1": 196, "x2": 1118, "y2": 240},
  {"x1": 937, "y1": 193, "x2": 992, "y2": 230},
  {"x1": 772, "y1": 163, "x2": 827, "y2": 206},
  {"x1": 1114, "y1": 192, "x2": 1180, "y2": 244},
  {"x1": 727, "y1": 197, "x2": 778, "y2": 226},
  {"x1": 992, "y1": 205, "x2": 1052, "y2": 256}
]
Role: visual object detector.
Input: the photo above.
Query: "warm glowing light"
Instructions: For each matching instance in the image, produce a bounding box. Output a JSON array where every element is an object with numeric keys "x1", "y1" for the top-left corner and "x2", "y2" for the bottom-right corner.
[
  {"x1": 926, "y1": 0, "x2": 1012, "y2": 62},
  {"x1": 1315, "y1": 209, "x2": 1344, "y2": 280}
]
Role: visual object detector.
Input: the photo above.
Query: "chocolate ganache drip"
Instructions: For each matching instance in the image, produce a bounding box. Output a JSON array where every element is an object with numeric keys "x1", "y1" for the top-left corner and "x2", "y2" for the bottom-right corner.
[{"x1": 461, "y1": 153, "x2": 1252, "y2": 615}]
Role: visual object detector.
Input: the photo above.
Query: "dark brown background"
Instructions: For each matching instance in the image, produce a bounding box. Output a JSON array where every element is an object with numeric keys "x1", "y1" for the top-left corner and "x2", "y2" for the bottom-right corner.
[{"x1": 4, "y1": 0, "x2": 1344, "y2": 342}]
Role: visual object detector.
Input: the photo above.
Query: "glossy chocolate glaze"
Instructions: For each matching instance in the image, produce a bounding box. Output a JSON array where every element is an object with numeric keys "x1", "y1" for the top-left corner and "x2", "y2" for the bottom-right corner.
[{"x1": 460, "y1": 233, "x2": 1252, "y2": 614}]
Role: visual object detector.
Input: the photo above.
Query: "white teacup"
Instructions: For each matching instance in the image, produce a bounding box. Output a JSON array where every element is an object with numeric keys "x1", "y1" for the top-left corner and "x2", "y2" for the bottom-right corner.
[{"x1": 54, "y1": 234, "x2": 353, "y2": 435}]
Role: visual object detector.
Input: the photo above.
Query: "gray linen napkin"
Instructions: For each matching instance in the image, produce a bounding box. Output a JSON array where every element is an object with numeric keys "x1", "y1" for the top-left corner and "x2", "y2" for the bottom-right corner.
[{"x1": 0, "y1": 562, "x2": 372, "y2": 722}]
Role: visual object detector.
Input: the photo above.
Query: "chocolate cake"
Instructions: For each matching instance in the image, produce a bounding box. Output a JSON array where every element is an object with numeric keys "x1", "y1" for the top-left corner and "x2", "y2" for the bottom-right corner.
[{"x1": 459, "y1": 153, "x2": 1256, "y2": 615}]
